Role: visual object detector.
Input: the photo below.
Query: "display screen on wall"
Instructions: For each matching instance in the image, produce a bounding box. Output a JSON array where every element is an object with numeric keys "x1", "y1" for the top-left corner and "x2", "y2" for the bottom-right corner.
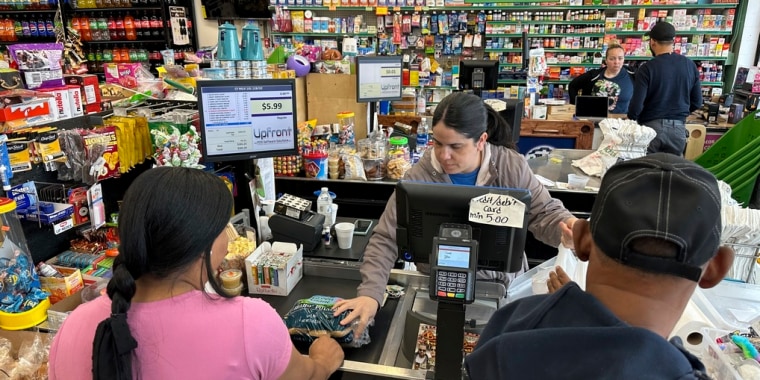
[
  {"x1": 356, "y1": 56, "x2": 403, "y2": 103},
  {"x1": 200, "y1": 0, "x2": 271, "y2": 19},
  {"x1": 197, "y1": 79, "x2": 298, "y2": 162}
]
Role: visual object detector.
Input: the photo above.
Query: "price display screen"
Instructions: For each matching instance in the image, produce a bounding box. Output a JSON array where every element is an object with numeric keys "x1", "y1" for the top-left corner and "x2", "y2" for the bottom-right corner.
[
  {"x1": 356, "y1": 56, "x2": 403, "y2": 102},
  {"x1": 197, "y1": 79, "x2": 298, "y2": 162},
  {"x1": 436, "y1": 244, "x2": 471, "y2": 269}
]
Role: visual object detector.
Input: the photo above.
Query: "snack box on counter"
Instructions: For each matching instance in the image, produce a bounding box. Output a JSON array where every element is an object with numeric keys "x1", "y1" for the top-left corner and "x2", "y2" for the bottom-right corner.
[{"x1": 245, "y1": 241, "x2": 303, "y2": 297}]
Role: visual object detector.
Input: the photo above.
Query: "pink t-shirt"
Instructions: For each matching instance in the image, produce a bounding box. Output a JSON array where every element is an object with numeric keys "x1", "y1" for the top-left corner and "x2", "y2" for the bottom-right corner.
[{"x1": 49, "y1": 290, "x2": 292, "y2": 380}]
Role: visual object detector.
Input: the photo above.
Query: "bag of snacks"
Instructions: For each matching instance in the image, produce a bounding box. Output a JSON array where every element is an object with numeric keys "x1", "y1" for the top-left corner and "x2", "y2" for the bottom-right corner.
[{"x1": 283, "y1": 295, "x2": 371, "y2": 348}]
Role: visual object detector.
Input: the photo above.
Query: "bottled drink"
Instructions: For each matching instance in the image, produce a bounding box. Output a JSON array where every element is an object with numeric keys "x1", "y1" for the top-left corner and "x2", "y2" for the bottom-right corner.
[
  {"x1": 107, "y1": 13, "x2": 117, "y2": 39},
  {"x1": 149, "y1": 12, "x2": 161, "y2": 37},
  {"x1": 88, "y1": 14, "x2": 98, "y2": 40},
  {"x1": 124, "y1": 12, "x2": 135, "y2": 40},
  {"x1": 115, "y1": 14, "x2": 125, "y2": 40},
  {"x1": 29, "y1": 17, "x2": 38, "y2": 37},
  {"x1": 98, "y1": 13, "x2": 109, "y2": 40},
  {"x1": 102, "y1": 45, "x2": 113, "y2": 62},
  {"x1": 21, "y1": 16, "x2": 31, "y2": 37},
  {"x1": 45, "y1": 17, "x2": 54, "y2": 37},
  {"x1": 416, "y1": 89, "x2": 426, "y2": 115},
  {"x1": 119, "y1": 44, "x2": 129, "y2": 61},
  {"x1": 14, "y1": 18, "x2": 22, "y2": 39},
  {"x1": 416, "y1": 117, "x2": 429, "y2": 155},
  {"x1": 128, "y1": 47, "x2": 137, "y2": 61},
  {"x1": 317, "y1": 187, "x2": 333, "y2": 227}
]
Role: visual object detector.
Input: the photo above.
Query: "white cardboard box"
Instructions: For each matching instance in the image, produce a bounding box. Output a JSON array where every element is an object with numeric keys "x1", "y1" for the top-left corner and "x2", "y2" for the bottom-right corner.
[{"x1": 245, "y1": 241, "x2": 303, "y2": 296}]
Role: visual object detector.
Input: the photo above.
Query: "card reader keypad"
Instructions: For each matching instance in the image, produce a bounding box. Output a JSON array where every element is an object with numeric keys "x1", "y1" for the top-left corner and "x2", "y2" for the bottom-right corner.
[{"x1": 436, "y1": 271, "x2": 467, "y2": 299}]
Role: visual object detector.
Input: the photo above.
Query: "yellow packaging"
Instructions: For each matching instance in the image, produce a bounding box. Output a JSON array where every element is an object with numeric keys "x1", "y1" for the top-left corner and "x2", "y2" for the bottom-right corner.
[
  {"x1": 40, "y1": 266, "x2": 84, "y2": 304},
  {"x1": 36, "y1": 130, "x2": 66, "y2": 164},
  {"x1": 6, "y1": 140, "x2": 31, "y2": 173}
]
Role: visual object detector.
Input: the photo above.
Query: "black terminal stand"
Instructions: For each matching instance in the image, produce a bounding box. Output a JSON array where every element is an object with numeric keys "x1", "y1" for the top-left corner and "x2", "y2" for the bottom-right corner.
[{"x1": 433, "y1": 303, "x2": 467, "y2": 380}]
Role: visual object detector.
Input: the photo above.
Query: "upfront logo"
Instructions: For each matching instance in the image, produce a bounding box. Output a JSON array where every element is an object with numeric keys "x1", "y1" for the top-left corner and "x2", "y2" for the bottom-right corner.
[{"x1": 253, "y1": 128, "x2": 292, "y2": 140}]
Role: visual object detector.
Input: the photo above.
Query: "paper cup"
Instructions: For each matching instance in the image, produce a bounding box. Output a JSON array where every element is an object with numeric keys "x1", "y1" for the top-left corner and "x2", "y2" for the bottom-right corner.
[{"x1": 334, "y1": 222, "x2": 355, "y2": 249}]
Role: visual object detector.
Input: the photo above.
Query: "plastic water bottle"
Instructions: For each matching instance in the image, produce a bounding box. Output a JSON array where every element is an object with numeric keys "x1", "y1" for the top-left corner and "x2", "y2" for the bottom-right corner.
[
  {"x1": 416, "y1": 118, "x2": 429, "y2": 155},
  {"x1": 317, "y1": 187, "x2": 333, "y2": 226}
]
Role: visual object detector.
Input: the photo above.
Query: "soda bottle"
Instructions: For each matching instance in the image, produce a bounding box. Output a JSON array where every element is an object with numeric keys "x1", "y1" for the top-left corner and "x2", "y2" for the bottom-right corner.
[
  {"x1": 0, "y1": 18, "x2": 8, "y2": 42},
  {"x1": 149, "y1": 12, "x2": 160, "y2": 37},
  {"x1": 45, "y1": 17, "x2": 53, "y2": 37},
  {"x1": 95, "y1": 46, "x2": 103, "y2": 72},
  {"x1": 107, "y1": 13, "x2": 117, "y2": 39},
  {"x1": 102, "y1": 45, "x2": 112, "y2": 62},
  {"x1": 21, "y1": 16, "x2": 30, "y2": 37},
  {"x1": 80, "y1": 14, "x2": 91, "y2": 40},
  {"x1": 124, "y1": 12, "x2": 135, "y2": 40},
  {"x1": 140, "y1": 11, "x2": 149, "y2": 35},
  {"x1": 14, "y1": 18, "x2": 22, "y2": 39},
  {"x1": 119, "y1": 44, "x2": 129, "y2": 62},
  {"x1": 115, "y1": 14, "x2": 125, "y2": 40},
  {"x1": 89, "y1": 14, "x2": 99, "y2": 40},
  {"x1": 29, "y1": 16, "x2": 37, "y2": 37},
  {"x1": 97, "y1": 12, "x2": 108, "y2": 40}
]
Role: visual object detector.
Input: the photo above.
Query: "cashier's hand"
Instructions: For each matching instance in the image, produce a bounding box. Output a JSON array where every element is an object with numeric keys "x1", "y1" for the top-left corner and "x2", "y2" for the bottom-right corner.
[
  {"x1": 547, "y1": 266, "x2": 571, "y2": 294},
  {"x1": 332, "y1": 296, "x2": 378, "y2": 337},
  {"x1": 559, "y1": 217, "x2": 577, "y2": 250}
]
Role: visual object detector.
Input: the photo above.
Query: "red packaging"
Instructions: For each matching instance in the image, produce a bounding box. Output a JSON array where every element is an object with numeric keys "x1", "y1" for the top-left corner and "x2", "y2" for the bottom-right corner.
[
  {"x1": 82, "y1": 126, "x2": 119, "y2": 181},
  {"x1": 67, "y1": 85, "x2": 84, "y2": 117},
  {"x1": 64, "y1": 74, "x2": 102, "y2": 114},
  {"x1": 38, "y1": 87, "x2": 74, "y2": 120}
]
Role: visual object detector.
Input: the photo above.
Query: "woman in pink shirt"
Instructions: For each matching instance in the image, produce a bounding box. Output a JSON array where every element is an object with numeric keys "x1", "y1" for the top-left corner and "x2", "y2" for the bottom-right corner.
[{"x1": 49, "y1": 167, "x2": 344, "y2": 380}]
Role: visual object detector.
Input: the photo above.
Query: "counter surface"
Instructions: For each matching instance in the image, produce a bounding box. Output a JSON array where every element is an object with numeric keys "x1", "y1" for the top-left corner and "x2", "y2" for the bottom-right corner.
[
  {"x1": 257, "y1": 275, "x2": 398, "y2": 367},
  {"x1": 527, "y1": 149, "x2": 601, "y2": 192}
]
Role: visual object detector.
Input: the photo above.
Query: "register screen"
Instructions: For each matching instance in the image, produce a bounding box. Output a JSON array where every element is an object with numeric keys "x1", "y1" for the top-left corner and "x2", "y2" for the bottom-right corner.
[
  {"x1": 437, "y1": 245, "x2": 471, "y2": 269},
  {"x1": 198, "y1": 82, "x2": 297, "y2": 161}
]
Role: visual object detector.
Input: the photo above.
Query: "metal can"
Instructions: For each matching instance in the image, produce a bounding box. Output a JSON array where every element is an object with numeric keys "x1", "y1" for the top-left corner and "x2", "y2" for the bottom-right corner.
[
  {"x1": 209, "y1": 59, "x2": 222, "y2": 68},
  {"x1": 237, "y1": 68, "x2": 252, "y2": 78},
  {"x1": 224, "y1": 68, "x2": 237, "y2": 79},
  {"x1": 236, "y1": 60, "x2": 251, "y2": 69},
  {"x1": 220, "y1": 60, "x2": 237, "y2": 69}
]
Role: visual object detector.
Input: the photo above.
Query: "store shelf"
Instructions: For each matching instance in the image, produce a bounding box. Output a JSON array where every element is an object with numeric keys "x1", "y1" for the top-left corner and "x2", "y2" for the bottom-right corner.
[
  {"x1": 0, "y1": 39, "x2": 57, "y2": 45},
  {"x1": 546, "y1": 62, "x2": 599, "y2": 67},
  {"x1": 541, "y1": 48, "x2": 602, "y2": 53},
  {"x1": 489, "y1": 33, "x2": 605, "y2": 38},
  {"x1": 1, "y1": 9, "x2": 58, "y2": 13},
  {"x1": 625, "y1": 55, "x2": 728, "y2": 61},
  {"x1": 701, "y1": 81, "x2": 723, "y2": 86},
  {"x1": 465, "y1": 1, "x2": 737, "y2": 8},
  {"x1": 484, "y1": 48, "x2": 523, "y2": 52},
  {"x1": 606, "y1": 30, "x2": 732, "y2": 36},
  {"x1": 403, "y1": 85, "x2": 456, "y2": 90},
  {"x1": 487, "y1": 33, "x2": 524, "y2": 38},
  {"x1": 499, "y1": 63, "x2": 523, "y2": 67},
  {"x1": 488, "y1": 20, "x2": 605, "y2": 25},
  {"x1": 83, "y1": 39, "x2": 166, "y2": 44},
  {"x1": 69, "y1": 6, "x2": 163, "y2": 11},
  {"x1": 271, "y1": 32, "x2": 376, "y2": 37}
]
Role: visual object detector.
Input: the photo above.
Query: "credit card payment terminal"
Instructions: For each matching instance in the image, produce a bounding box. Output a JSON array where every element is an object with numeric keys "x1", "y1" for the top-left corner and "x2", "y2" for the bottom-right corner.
[{"x1": 429, "y1": 223, "x2": 478, "y2": 304}]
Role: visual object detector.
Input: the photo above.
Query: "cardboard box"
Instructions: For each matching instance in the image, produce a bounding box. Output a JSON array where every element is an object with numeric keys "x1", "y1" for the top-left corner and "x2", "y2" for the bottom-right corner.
[
  {"x1": 64, "y1": 74, "x2": 102, "y2": 114},
  {"x1": 0, "y1": 98, "x2": 51, "y2": 122},
  {"x1": 67, "y1": 85, "x2": 84, "y2": 117},
  {"x1": 39, "y1": 266, "x2": 84, "y2": 304},
  {"x1": 46, "y1": 288, "x2": 84, "y2": 330},
  {"x1": 245, "y1": 242, "x2": 303, "y2": 296},
  {"x1": 39, "y1": 87, "x2": 74, "y2": 120}
]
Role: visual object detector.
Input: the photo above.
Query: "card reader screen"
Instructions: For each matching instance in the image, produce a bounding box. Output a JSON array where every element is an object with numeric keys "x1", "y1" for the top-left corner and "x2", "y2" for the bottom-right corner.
[{"x1": 437, "y1": 245, "x2": 471, "y2": 268}]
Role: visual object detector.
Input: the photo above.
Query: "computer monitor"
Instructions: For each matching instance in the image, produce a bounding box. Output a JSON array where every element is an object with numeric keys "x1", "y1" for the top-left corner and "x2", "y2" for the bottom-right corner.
[
  {"x1": 356, "y1": 55, "x2": 403, "y2": 103},
  {"x1": 575, "y1": 95, "x2": 609, "y2": 121},
  {"x1": 396, "y1": 181, "x2": 531, "y2": 273},
  {"x1": 196, "y1": 79, "x2": 299, "y2": 162},
  {"x1": 458, "y1": 60, "x2": 499, "y2": 92}
]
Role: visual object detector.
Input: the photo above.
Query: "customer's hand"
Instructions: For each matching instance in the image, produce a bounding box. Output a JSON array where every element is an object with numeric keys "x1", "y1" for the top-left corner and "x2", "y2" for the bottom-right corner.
[
  {"x1": 309, "y1": 335, "x2": 344, "y2": 375},
  {"x1": 332, "y1": 296, "x2": 379, "y2": 337},
  {"x1": 559, "y1": 217, "x2": 577, "y2": 249},
  {"x1": 547, "y1": 266, "x2": 571, "y2": 293}
]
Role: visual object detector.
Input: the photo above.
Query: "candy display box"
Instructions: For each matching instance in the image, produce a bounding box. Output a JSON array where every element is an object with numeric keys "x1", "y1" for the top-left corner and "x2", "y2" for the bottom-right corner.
[{"x1": 245, "y1": 242, "x2": 303, "y2": 297}]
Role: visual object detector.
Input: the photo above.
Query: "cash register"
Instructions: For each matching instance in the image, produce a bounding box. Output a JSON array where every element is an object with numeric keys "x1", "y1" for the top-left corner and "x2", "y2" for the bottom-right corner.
[{"x1": 396, "y1": 181, "x2": 532, "y2": 380}]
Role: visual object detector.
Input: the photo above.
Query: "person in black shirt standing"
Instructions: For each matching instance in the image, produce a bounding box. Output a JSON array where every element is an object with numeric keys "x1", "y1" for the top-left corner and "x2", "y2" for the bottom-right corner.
[{"x1": 627, "y1": 21, "x2": 703, "y2": 156}]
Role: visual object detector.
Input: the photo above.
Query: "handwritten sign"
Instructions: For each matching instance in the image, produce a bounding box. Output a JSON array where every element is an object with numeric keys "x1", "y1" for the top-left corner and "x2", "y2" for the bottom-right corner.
[{"x1": 468, "y1": 193, "x2": 525, "y2": 228}]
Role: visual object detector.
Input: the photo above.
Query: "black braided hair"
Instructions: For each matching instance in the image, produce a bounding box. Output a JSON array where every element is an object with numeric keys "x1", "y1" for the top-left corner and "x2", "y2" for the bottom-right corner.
[{"x1": 92, "y1": 167, "x2": 233, "y2": 380}]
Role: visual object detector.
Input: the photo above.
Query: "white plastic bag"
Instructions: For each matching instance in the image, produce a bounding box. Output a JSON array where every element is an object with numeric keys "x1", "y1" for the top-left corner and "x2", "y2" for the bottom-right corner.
[{"x1": 555, "y1": 245, "x2": 587, "y2": 290}]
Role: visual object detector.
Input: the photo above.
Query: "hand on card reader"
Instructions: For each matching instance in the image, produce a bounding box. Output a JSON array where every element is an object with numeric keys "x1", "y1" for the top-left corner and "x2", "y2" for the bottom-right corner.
[{"x1": 429, "y1": 223, "x2": 478, "y2": 304}]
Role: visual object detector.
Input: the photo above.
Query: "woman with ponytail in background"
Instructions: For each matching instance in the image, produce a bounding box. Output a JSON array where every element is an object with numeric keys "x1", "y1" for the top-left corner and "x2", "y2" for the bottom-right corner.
[{"x1": 48, "y1": 167, "x2": 344, "y2": 380}]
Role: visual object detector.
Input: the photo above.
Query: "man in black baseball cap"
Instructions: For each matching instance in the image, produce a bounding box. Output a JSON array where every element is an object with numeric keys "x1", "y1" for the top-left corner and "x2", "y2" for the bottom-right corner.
[
  {"x1": 628, "y1": 21, "x2": 703, "y2": 156},
  {"x1": 465, "y1": 154, "x2": 734, "y2": 379}
]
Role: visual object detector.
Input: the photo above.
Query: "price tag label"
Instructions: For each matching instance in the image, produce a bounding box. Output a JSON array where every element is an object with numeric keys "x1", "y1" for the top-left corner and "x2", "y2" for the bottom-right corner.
[
  {"x1": 328, "y1": 5, "x2": 337, "y2": 10},
  {"x1": 54, "y1": 217, "x2": 74, "y2": 235},
  {"x1": 393, "y1": 6, "x2": 400, "y2": 11},
  {"x1": 376, "y1": 6, "x2": 388, "y2": 14},
  {"x1": 468, "y1": 193, "x2": 525, "y2": 228},
  {"x1": 414, "y1": 6, "x2": 421, "y2": 10},
  {"x1": 249, "y1": 99, "x2": 293, "y2": 115}
]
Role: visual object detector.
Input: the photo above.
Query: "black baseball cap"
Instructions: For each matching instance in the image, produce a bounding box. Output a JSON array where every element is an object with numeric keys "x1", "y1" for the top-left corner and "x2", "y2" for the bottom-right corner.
[
  {"x1": 589, "y1": 153, "x2": 722, "y2": 282},
  {"x1": 646, "y1": 21, "x2": 676, "y2": 41}
]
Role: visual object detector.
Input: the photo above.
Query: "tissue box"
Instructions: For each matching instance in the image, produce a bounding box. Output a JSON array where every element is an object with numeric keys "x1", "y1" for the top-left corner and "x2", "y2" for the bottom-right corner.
[{"x1": 245, "y1": 242, "x2": 303, "y2": 296}]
